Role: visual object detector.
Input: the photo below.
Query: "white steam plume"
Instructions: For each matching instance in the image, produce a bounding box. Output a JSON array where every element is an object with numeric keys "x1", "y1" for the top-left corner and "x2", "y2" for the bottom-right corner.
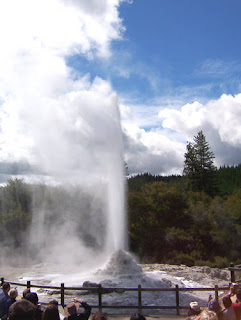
[{"x1": 0, "y1": 0, "x2": 127, "y2": 268}]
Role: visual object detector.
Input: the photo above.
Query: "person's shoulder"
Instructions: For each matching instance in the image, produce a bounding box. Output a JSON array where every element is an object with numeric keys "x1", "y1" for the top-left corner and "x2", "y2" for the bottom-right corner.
[
  {"x1": 231, "y1": 302, "x2": 241, "y2": 310},
  {"x1": 226, "y1": 308, "x2": 236, "y2": 320},
  {"x1": 232, "y1": 302, "x2": 241, "y2": 307},
  {"x1": 77, "y1": 313, "x2": 89, "y2": 320}
]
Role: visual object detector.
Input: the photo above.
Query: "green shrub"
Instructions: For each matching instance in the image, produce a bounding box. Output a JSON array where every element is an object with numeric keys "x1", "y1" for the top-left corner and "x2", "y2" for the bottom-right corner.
[
  {"x1": 167, "y1": 252, "x2": 195, "y2": 266},
  {"x1": 212, "y1": 256, "x2": 230, "y2": 268}
]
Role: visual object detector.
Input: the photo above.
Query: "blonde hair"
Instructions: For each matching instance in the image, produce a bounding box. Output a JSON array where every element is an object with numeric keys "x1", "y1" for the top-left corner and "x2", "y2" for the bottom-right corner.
[
  {"x1": 9, "y1": 288, "x2": 18, "y2": 299},
  {"x1": 199, "y1": 309, "x2": 218, "y2": 320}
]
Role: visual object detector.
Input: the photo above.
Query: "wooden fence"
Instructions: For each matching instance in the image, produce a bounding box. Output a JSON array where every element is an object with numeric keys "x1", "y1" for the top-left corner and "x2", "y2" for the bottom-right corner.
[
  {"x1": 228, "y1": 262, "x2": 241, "y2": 283},
  {"x1": 1, "y1": 263, "x2": 240, "y2": 316}
]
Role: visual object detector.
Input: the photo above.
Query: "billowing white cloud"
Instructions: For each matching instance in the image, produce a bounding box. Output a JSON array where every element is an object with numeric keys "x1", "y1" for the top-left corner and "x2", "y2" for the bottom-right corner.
[
  {"x1": 158, "y1": 93, "x2": 241, "y2": 144},
  {"x1": 0, "y1": 0, "x2": 123, "y2": 60},
  {"x1": 120, "y1": 93, "x2": 241, "y2": 175},
  {"x1": 158, "y1": 93, "x2": 241, "y2": 167},
  {"x1": 0, "y1": 0, "x2": 125, "y2": 166},
  {"x1": 122, "y1": 123, "x2": 185, "y2": 175}
]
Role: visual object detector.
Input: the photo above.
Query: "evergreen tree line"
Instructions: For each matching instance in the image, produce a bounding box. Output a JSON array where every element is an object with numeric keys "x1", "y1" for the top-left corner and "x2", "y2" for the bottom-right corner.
[{"x1": 128, "y1": 164, "x2": 241, "y2": 197}]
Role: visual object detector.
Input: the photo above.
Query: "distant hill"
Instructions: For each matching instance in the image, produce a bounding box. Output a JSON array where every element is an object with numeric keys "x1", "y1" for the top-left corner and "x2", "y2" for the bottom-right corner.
[{"x1": 128, "y1": 164, "x2": 241, "y2": 197}]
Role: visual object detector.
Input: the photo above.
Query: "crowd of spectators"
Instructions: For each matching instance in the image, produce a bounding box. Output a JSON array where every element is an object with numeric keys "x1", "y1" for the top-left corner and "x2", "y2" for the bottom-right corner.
[
  {"x1": 1, "y1": 281, "x2": 241, "y2": 320},
  {"x1": 186, "y1": 282, "x2": 241, "y2": 320}
]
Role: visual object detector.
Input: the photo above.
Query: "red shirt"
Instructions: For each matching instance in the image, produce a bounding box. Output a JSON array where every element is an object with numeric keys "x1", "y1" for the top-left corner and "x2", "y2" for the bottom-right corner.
[{"x1": 231, "y1": 302, "x2": 241, "y2": 320}]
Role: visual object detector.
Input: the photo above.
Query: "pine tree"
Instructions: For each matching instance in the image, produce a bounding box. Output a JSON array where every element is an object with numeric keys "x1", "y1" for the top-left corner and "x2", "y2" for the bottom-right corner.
[{"x1": 184, "y1": 130, "x2": 217, "y2": 196}]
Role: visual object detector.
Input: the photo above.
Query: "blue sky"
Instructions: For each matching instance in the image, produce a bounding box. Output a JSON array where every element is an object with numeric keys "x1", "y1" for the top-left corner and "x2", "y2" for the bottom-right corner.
[
  {"x1": 69, "y1": 0, "x2": 241, "y2": 105},
  {"x1": 0, "y1": 0, "x2": 241, "y2": 180}
]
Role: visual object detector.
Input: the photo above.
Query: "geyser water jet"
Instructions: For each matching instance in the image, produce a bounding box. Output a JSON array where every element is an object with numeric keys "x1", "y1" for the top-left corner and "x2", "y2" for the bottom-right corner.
[
  {"x1": 25, "y1": 83, "x2": 127, "y2": 268},
  {"x1": 0, "y1": 79, "x2": 127, "y2": 271}
]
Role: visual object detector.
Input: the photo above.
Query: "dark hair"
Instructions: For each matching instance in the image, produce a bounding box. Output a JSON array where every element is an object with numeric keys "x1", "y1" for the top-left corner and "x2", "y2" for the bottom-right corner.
[
  {"x1": 188, "y1": 306, "x2": 201, "y2": 316},
  {"x1": 42, "y1": 305, "x2": 60, "y2": 320},
  {"x1": 130, "y1": 313, "x2": 146, "y2": 320},
  {"x1": 92, "y1": 311, "x2": 108, "y2": 320},
  {"x1": 22, "y1": 288, "x2": 31, "y2": 298},
  {"x1": 208, "y1": 300, "x2": 221, "y2": 313},
  {"x1": 49, "y1": 300, "x2": 58, "y2": 307},
  {"x1": 9, "y1": 300, "x2": 35, "y2": 320},
  {"x1": 237, "y1": 289, "x2": 241, "y2": 301},
  {"x1": 25, "y1": 292, "x2": 39, "y2": 305},
  {"x1": 223, "y1": 296, "x2": 232, "y2": 309},
  {"x1": 2, "y1": 282, "x2": 10, "y2": 292}
]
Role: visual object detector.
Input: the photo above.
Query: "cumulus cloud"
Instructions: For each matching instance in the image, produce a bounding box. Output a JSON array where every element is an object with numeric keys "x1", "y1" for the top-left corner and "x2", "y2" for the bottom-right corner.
[
  {"x1": 120, "y1": 93, "x2": 241, "y2": 175},
  {"x1": 158, "y1": 93, "x2": 241, "y2": 167},
  {"x1": 0, "y1": 0, "x2": 125, "y2": 166},
  {"x1": 122, "y1": 123, "x2": 185, "y2": 175},
  {"x1": 0, "y1": 0, "x2": 123, "y2": 60}
]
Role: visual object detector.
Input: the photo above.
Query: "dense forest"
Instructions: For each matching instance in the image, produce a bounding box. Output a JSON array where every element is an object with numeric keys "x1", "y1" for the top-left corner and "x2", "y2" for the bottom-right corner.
[
  {"x1": 0, "y1": 131, "x2": 241, "y2": 267},
  {"x1": 127, "y1": 164, "x2": 241, "y2": 267}
]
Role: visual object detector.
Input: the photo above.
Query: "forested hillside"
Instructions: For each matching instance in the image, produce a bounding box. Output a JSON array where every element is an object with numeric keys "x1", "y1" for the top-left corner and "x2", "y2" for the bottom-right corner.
[
  {"x1": 127, "y1": 164, "x2": 241, "y2": 266},
  {"x1": 217, "y1": 164, "x2": 241, "y2": 196},
  {"x1": 128, "y1": 164, "x2": 241, "y2": 196}
]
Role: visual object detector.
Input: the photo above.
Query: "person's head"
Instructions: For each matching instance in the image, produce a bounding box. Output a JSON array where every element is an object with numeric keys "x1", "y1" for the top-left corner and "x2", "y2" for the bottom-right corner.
[
  {"x1": 199, "y1": 309, "x2": 218, "y2": 320},
  {"x1": 65, "y1": 302, "x2": 77, "y2": 316},
  {"x1": 92, "y1": 311, "x2": 108, "y2": 320},
  {"x1": 236, "y1": 289, "x2": 241, "y2": 302},
  {"x1": 22, "y1": 289, "x2": 31, "y2": 299},
  {"x1": 2, "y1": 282, "x2": 10, "y2": 293},
  {"x1": 8, "y1": 299, "x2": 35, "y2": 320},
  {"x1": 42, "y1": 305, "x2": 60, "y2": 320},
  {"x1": 208, "y1": 300, "x2": 221, "y2": 314},
  {"x1": 25, "y1": 292, "x2": 39, "y2": 306},
  {"x1": 48, "y1": 300, "x2": 58, "y2": 307},
  {"x1": 130, "y1": 313, "x2": 146, "y2": 320},
  {"x1": 10, "y1": 289, "x2": 18, "y2": 300},
  {"x1": 222, "y1": 296, "x2": 232, "y2": 309},
  {"x1": 189, "y1": 301, "x2": 201, "y2": 315}
]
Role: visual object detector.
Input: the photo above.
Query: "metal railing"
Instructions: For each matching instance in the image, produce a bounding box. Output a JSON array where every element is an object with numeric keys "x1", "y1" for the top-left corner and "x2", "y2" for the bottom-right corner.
[{"x1": 0, "y1": 276, "x2": 230, "y2": 316}]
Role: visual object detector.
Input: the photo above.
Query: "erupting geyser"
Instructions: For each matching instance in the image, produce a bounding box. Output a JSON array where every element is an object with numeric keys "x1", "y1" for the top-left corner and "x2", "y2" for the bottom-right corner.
[
  {"x1": 26, "y1": 83, "x2": 128, "y2": 268},
  {"x1": 0, "y1": 0, "x2": 128, "y2": 271}
]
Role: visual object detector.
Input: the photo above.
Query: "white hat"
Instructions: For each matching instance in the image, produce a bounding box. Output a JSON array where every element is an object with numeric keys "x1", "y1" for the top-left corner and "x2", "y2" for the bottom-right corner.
[{"x1": 190, "y1": 301, "x2": 201, "y2": 312}]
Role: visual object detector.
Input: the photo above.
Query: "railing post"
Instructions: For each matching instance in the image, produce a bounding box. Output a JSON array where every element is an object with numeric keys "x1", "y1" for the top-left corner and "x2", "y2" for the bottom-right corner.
[
  {"x1": 61, "y1": 283, "x2": 65, "y2": 308},
  {"x1": 230, "y1": 263, "x2": 235, "y2": 283},
  {"x1": 138, "y1": 285, "x2": 142, "y2": 314},
  {"x1": 215, "y1": 285, "x2": 219, "y2": 302},
  {"x1": 98, "y1": 285, "x2": 102, "y2": 312},
  {"x1": 175, "y1": 285, "x2": 180, "y2": 316},
  {"x1": 27, "y1": 281, "x2": 31, "y2": 289},
  {"x1": 1, "y1": 278, "x2": 4, "y2": 286}
]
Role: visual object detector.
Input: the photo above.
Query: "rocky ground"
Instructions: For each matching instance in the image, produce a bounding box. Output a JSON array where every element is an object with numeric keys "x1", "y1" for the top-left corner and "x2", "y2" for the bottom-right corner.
[{"x1": 141, "y1": 264, "x2": 231, "y2": 288}]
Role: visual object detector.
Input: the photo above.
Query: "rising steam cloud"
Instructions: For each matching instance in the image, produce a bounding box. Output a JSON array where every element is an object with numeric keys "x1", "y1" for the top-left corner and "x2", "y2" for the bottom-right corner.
[{"x1": 0, "y1": 0, "x2": 127, "y2": 267}]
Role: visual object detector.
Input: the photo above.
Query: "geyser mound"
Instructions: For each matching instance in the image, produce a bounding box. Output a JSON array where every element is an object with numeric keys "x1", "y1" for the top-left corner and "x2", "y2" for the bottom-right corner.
[{"x1": 100, "y1": 250, "x2": 142, "y2": 276}]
